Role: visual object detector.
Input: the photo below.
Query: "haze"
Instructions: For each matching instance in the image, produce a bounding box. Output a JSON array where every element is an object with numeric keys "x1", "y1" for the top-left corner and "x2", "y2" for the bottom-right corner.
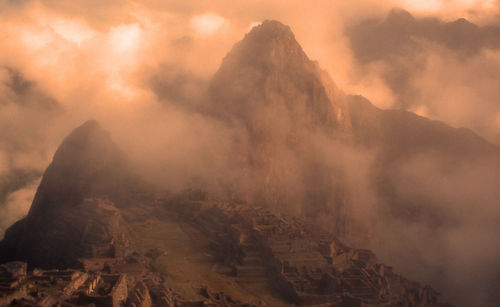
[{"x1": 1, "y1": 1, "x2": 500, "y2": 306}]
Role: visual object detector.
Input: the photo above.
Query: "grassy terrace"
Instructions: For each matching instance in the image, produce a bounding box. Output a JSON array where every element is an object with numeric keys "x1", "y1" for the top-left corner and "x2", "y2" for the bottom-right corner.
[{"x1": 125, "y1": 203, "x2": 289, "y2": 306}]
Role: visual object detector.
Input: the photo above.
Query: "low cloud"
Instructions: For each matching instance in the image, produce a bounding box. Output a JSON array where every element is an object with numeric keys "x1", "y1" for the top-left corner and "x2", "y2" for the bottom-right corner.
[
  {"x1": 0, "y1": 1, "x2": 499, "y2": 306},
  {"x1": 345, "y1": 8, "x2": 500, "y2": 144}
]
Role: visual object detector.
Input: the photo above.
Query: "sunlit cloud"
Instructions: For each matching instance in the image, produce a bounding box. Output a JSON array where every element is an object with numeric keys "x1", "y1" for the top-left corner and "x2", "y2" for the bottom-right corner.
[
  {"x1": 108, "y1": 23, "x2": 142, "y2": 54},
  {"x1": 392, "y1": 0, "x2": 496, "y2": 13},
  {"x1": 190, "y1": 12, "x2": 227, "y2": 36},
  {"x1": 48, "y1": 18, "x2": 95, "y2": 47},
  {"x1": 0, "y1": 2, "x2": 499, "y2": 306}
]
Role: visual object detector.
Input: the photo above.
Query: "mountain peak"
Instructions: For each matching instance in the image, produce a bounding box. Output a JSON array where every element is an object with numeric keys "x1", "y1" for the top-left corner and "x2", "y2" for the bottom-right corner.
[
  {"x1": 207, "y1": 20, "x2": 350, "y2": 135},
  {"x1": 27, "y1": 120, "x2": 127, "y2": 218},
  {"x1": 386, "y1": 8, "x2": 415, "y2": 24},
  {"x1": 247, "y1": 20, "x2": 295, "y2": 42},
  {"x1": 231, "y1": 19, "x2": 305, "y2": 63}
]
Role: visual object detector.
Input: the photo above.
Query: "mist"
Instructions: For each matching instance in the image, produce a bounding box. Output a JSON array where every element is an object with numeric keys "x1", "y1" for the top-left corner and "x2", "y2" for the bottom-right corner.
[{"x1": 0, "y1": 1, "x2": 499, "y2": 306}]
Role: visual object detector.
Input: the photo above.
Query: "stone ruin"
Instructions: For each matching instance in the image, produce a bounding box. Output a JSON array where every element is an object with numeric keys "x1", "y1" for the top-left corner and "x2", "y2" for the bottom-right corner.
[
  {"x1": 0, "y1": 260, "x2": 257, "y2": 307},
  {"x1": 0, "y1": 197, "x2": 453, "y2": 306},
  {"x1": 178, "y1": 200, "x2": 451, "y2": 307}
]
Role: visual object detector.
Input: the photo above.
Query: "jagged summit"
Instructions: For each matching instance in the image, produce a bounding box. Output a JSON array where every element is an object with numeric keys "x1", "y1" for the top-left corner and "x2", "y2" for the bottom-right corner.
[
  {"x1": 251, "y1": 19, "x2": 294, "y2": 36},
  {"x1": 27, "y1": 120, "x2": 127, "y2": 218},
  {"x1": 236, "y1": 20, "x2": 303, "y2": 59},
  {"x1": 207, "y1": 20, "x2": 350, "y2": 136}
]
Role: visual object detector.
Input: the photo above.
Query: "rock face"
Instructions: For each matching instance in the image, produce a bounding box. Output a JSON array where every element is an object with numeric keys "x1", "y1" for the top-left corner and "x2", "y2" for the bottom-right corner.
[
  {"x1": 207, "y1": 20, "x2": 351, "y2": 220},
  {"x1": 208, "y1": 20, "x2": 350, "y2": 137},
  {"x1": 0, "y1": 121, "x2": 134, "y2": 268}
]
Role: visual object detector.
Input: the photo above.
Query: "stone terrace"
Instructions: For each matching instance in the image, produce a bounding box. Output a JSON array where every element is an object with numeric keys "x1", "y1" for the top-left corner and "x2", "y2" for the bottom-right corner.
[{"x1": 178, "y1": 201, "x2": 450, "y2": 307}]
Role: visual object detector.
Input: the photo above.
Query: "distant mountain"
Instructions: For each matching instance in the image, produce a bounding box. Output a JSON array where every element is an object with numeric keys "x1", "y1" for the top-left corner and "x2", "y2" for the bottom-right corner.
[
  {"x1": 348, "y1": 93, "x2": 500, "y2": 217},
  {"x1": 347, "y1": 95, "x2": 500, "y2": 307},
  {"x1": 348, "y1": 95, "x2": 499, "y2": 159},
  {"x1": 347, "y1": 8, "x2": 500, "y2": 62}
]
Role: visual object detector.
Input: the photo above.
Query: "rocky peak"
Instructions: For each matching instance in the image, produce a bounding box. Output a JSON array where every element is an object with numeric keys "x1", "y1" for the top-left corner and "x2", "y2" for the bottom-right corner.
[
  {"x1": 27, "y1": 120, "x2": 128, "y2": 218},
  {"x1": 235, "y1": 20, "x2": 305, "y2": 62},
  {"x1": 205, "y1": 20, "x2": 351, "y2": 219},
  {"x1": 207, "y1": 20, "x2": 350, "y2": 137}
]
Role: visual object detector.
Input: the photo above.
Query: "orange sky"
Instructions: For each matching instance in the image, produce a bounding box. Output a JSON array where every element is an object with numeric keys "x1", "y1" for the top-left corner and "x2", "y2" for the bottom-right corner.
[{"x1": 1, "y1": 0, "x2": 499, "y2": 147}]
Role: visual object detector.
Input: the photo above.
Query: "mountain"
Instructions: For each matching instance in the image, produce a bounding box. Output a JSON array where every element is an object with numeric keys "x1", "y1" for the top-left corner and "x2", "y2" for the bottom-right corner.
[
  {"x1": 348, "y1": 95, "x2": 499, "y2": 159},
  {"x1": 206, "y1": 20, "x2": 351, "y2": 220},
  {"x1": 347, "y1": 95, "x2": 500, "y2": 307},
  {"x1": 208, "y1": 20, "x2": 350, "y2": 137},
  {"x1": 347, "y1": 8, "x2": 500, "y2": 62},
  {"x1": 27, "y1": 120, "x2": 124, "y2": 216},
  {"x1": 0, "y1": 121, "x2": 143, "y2": 268},
  {"x1": 205, "y1": 20, "x2": 500, "y2": 306},
  {"x1": 347, "y1": 94, "x2": 500, "y2": 221},
  {"x1": 0, "y1": 119, "x2": 451, "y2": 306},
  {"x1": 2, "y1": 19, "x2": 495, "y2": 306}
]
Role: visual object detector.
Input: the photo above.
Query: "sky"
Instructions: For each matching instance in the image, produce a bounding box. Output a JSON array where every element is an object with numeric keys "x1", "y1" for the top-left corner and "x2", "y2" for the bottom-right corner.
[
  {"x1": 0, "y1": 0, "x2": 500, "y2": 306},
  {"x1": 1, "y1": 0, "x2": 500, "y2": 143}
]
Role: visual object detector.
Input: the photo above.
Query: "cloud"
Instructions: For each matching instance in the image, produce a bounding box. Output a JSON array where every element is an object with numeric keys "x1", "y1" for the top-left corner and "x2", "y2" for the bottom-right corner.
[
  {"x1": 0, "y1": 1, "x2": 498, "y2": 306},
  {"x1": 0, "y1": 179, "x2": 40, "y2": 239},
  {"x1": 345, "y1": 8, "x2": 500, "y2": 144},
  {"x1": 0, "y1": 151, "x2": 8, "y2": 177},
  {"x1": 190, "y1": 12, "x2": 228, "y2": 36}
]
